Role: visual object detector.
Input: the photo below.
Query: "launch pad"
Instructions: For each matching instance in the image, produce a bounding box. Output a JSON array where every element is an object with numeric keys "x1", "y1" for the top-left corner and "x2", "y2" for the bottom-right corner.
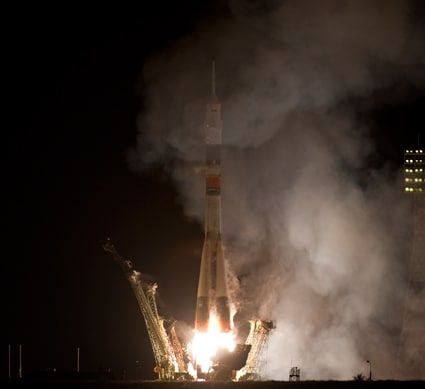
[{"x1": 103, "y1": 239, "x2": 273, "y2": 382}]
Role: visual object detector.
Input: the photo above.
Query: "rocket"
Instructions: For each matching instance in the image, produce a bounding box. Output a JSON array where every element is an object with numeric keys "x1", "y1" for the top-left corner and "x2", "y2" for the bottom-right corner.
[{"x1": 195, "y1": 61, "x2": 231, "y2": 333}]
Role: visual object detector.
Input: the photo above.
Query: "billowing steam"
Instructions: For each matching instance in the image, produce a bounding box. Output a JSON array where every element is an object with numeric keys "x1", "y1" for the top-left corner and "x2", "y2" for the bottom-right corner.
[{"x1": 129, "y1": 0, "x2": 424, "y2": 380}]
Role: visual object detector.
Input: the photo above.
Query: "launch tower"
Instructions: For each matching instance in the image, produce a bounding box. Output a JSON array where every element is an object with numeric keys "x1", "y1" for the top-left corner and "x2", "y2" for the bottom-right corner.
[
  {"x1": 103, "y1": 239, "x2": 191, "y2": 380},
  {"x1": 395, "y1": 147, "x2": 425, "y2": 379}
]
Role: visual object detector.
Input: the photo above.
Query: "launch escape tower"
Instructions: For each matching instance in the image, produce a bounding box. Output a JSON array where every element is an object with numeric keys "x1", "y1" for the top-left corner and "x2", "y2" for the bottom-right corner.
[{"x1": 395, "y1": 147, "x2": 425, "y2": 379}]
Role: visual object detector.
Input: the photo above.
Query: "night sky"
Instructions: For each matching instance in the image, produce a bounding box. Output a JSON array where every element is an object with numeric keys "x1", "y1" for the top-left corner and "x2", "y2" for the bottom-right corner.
[
  {"x1": 4, "y1": 1, "x2": 425, "y2": 381},
  {"x1": 4, "y1": 2, "x2": 218, "y2": 380}
]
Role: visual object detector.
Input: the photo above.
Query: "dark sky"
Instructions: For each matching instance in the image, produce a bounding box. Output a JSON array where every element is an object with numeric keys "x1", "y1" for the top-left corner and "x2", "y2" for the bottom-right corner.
[
  {"x1": 4, "y1": 1, "x2": 425, "y2": 381},
  {"x1": 4, "y1": 3, "x2": 221, "y2": 380}
]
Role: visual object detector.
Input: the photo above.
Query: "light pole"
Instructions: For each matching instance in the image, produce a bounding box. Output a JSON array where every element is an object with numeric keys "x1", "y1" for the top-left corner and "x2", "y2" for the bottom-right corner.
[
  {"x1": 135, "y1": 360, "x2": 141, "y2": 379},
  {"x1": 77, "y1": 347, "x2": 80, "y2": 373},
  {"x1": 366, "y1": 360, "x2": 372, "y2": 381}
]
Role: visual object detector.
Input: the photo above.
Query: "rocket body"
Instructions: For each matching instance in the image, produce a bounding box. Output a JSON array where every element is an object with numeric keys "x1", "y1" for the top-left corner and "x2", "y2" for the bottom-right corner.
[{"x1": 195, "y1": 62, "x2": 231, "y2": 333}]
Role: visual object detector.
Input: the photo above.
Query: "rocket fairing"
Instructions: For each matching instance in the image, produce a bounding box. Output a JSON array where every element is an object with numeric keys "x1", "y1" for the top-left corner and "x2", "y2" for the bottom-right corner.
[{"x1": 195, "y1": 61, "x2": 231, "y2": 333}]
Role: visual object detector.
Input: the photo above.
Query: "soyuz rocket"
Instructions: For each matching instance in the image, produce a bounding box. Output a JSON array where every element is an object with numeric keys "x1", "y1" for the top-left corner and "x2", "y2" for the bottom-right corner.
[{"x1": 195, "y1": 61, "x2": 231, "y2": 333}]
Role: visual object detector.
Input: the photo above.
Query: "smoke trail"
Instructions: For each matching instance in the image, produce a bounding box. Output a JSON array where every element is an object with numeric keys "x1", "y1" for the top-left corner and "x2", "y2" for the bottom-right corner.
[{"x1": 129, "y1": 0, "x2": 424, "y2": 380}]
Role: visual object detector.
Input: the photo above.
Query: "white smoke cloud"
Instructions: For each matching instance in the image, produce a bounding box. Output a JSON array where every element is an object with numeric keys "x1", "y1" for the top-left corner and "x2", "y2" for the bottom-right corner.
[{"x1": 130, "y1": 0, "x2": 424, "y2": 380}]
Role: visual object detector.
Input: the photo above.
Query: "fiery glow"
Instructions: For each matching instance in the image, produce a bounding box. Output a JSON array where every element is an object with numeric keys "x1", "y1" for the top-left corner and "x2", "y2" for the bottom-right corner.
[{"x1": 190, "y1": 315, "x2": 235, "y2": 376}]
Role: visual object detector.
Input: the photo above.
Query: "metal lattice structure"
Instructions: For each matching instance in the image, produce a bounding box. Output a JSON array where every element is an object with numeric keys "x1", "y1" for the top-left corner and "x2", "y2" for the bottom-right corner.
[
  {"x1": 164, "y1": 319, "x2": 189, "y2": 375},
  {"x1": 236, "y1": 320, "x2": 275, "y2": 381},
  {"x1": 103, "y1": 238, "x2": 192, "y2": 380},
  {"x1": 289, "y1": 366, "x2": 301, "y2": 381},
  {"x1": 395, "y1": 148, "x2": 425, "y2": 379}
]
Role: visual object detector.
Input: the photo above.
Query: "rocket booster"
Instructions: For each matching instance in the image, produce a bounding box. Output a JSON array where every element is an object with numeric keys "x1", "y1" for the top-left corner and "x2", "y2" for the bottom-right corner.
[{"x1": 195, "y1": 61, "x2": 231, "y2": 333}]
